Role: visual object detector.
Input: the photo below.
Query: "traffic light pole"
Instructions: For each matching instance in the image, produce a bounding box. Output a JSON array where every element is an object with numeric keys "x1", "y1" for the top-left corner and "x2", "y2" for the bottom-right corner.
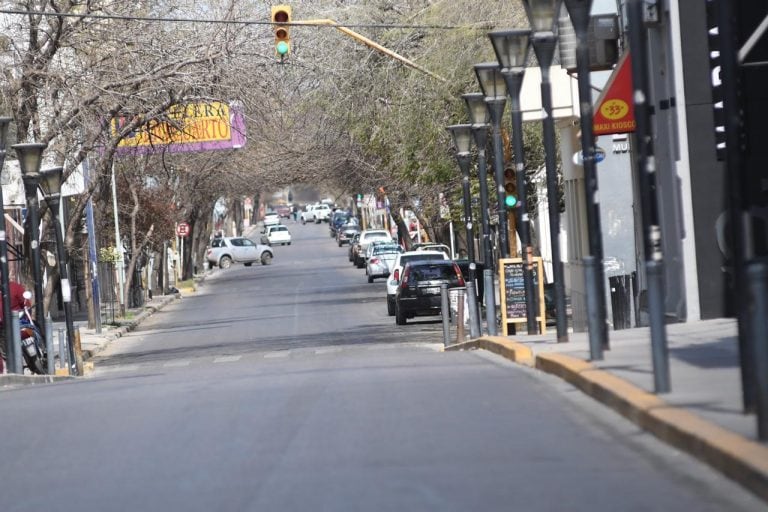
[{"x1": 487, "y1": 98, "x2": 511, "y2": 260}]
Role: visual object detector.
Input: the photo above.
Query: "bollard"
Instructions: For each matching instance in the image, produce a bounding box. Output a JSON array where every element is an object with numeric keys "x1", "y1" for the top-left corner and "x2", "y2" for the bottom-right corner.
[
  {"x1": 484, "y1": 269, "x2": 497, "y2": 336},
  {"x1": 456, "y1": 288, "x2": 465, "y2": 343},
  {"x1": 58, "y1": 328, "x2": 67, "y2": 371},
  {"x1": 45, "y1": 314, "x2": 54, "y2": 375},
  {"x1": 747, "y1": 261, "x2": 768, "y2": 441},
  {"x1": 584, "y1": 256, "x2": 604, "y2": 361},
  {"x1": 466, "y1": 281, "x2": 481, "y2": 338},
  {"x1": 74, "y1": 327, "x2": 84, "y2": 376},
  {"x1": 11, "y1": 311, "x2": 22, "y2": 374},
  {"x1": 440, "y1": 283, "x2": 451, "y2": 348}
]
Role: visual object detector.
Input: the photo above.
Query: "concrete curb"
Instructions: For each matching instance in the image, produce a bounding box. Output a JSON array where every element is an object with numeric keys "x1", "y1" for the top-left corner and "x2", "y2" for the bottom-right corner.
[
  {"x1": 446, "y1": 336, "x2": 535, "y2": 366},
  {"x1": 460, "y1": 337, "x2": 768, "y2": 502},
  {"x1": 0, "y1": 373, "x2": 74, "y2": 386}
]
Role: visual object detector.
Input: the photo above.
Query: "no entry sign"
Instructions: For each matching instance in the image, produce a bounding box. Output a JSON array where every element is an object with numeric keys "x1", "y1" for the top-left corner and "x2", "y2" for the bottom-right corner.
[{"x1": 176, "y1": 222, "x2": 191, "y2": 237}]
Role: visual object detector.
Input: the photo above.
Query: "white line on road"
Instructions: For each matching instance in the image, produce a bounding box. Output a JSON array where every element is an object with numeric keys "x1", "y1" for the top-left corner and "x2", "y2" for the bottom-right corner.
[
  {"x1": 96, "y1": 365, "x2": 140, "y2": 373},
  {"x1": 213, "y1": 355, "x2": 242, "y2": 363},
  {"x1": 314, "y1": 347, "x2": 342, "y2": 355},
  {"x1": 264, "y1": 351, "x2": 290, "y2": 359},
  {"x1": 163, "y1": 360, "x2": 191, "y2": 367}
]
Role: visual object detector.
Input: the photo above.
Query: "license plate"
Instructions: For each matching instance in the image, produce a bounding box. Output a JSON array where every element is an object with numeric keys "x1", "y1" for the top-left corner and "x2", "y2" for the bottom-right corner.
[{"x1": 423, "y1": 286, "x2": 440, "y2": 295}]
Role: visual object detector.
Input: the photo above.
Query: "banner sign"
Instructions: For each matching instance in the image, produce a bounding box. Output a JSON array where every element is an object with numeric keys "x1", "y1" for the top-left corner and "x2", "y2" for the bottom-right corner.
[
  {"x1": 112, "y1": 101, "x2": 246, "y2": 155},
  {"x1": 593, "y1": 52, "x2": 636, "y2": 136}
]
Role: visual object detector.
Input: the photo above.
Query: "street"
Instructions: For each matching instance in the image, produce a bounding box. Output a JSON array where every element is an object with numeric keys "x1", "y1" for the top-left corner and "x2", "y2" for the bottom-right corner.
[{"x1": 0, "y1": 222, "x2": 763, "y2": 511}]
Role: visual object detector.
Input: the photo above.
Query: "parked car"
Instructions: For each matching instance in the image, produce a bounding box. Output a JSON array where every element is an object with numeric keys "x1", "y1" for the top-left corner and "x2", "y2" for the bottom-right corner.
[
  {"x1": 262, "y1": 224, "x2": 292, "y2": 246},
  {"x1": 329, "y1": 211, "x2": 351, "y2": 237},
  {"x1": 414, "y1": 243, "x2": 451, "y2": 257},
  {"x1": 386, "y1": 250, "x2": 449, "y2": 316},
  {"x1": 354, "y1": 230, "x2": 393, "y2": 268},
  {"x1": 206, "y1": 236, "x2": 274, "y2": 269},
  {"x1": 348, "y1": 232, "x2": 361, "y2": 262},
  {"x1": 394, "y1": 260, "x2": 465, "y2": 325},
  {"x1": 300, "y1": 204, "x2": 319, "y2": 224},
  {"x1": 274, "y1": 205, "x2": 292, "y2": 218},
  {"x1": 365, "y1": 243, "x2": 403, "y2": 283},
  {"x1": 263, "y1": 212, "x2": 281, "y2": 227},
  {"x1": 337, "y1": 222, "x2": 361, "y2": 247}
]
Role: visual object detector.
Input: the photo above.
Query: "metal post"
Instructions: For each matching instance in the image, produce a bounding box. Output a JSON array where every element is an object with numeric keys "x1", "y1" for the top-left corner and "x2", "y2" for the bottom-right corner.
[
  {"x1": 474, "y1": 128, "x2": 493, "y2": 273},
  {"x1": 0, "y1": 121, "x2": 14, "y2": 373},
  {"x1": 484, "y1": 269, "x2": 497, "y2": 335},
  {"x1": 564, "y1": 0, "x2": 609, "y2": 354},
  {"x1": 49, "y1": 199, "x2": 77, "y2": 373},
  {"x1": 627, "y1": 0, "x2": 670, "y2": 393},
  {"x1": 456, "y1": 288, "x2": 466, "y2": 343},
  {"x1": 45, "y1": 314, "x2": 54, "y2": 375},
  {"x1": 505, "y1": 71, "x2": 540, "y2": 336},
  {"x1": 487, "y1": 98, "x2": 511, "y2": 259},
  {"x1": 11, "y1": 311, "x2": 21, "y2": 373},
  {"x1": 466, "y1": 281, "x2": 481, "y2": 338},
  {"x1": 57, "y1": 328, "x2": 67, "y2": 370},
  {"x1": 82, "y1": 156, "x2": 102, "y2": 333},
  {"x1": 22, "y1": 175, "x2": 46, "y2": 333},
  {"x1": 441, "y1": 283, "x2": 451, "y2": 347},
  {"x1": 111, "y1": 161, "x2": 125, "y2": 315},
  {"x1": 456, "y1": 152, "x2": 482, "y2": 328},
  {"x1": 746, "y1": 261, "x2": 768, "y2": 441},
  {"x1": 531, "y1": 34, "x2": 568, "y2": 342}
]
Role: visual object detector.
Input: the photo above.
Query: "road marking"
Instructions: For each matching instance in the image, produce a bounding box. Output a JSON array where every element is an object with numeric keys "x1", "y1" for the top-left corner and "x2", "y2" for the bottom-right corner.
[
  {"x1": 97, "y1": 365, "x2": 139, "y2": 373},
  {"x1": 213, "y1": 355, "x2": 242, "y2": 363},
  {"x1": 264, "y1": 351, "x2": 290, "y2": 359},
  {"x1": 314, "y1": 347, "x2": 341, "y2": 355},
  {"x1": 163, "y1": 360, "x2": 191, "y2": 367}
]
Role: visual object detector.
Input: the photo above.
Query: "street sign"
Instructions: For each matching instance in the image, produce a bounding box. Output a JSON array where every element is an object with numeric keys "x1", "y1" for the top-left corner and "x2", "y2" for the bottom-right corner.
[{"x1": 176, "y1": 222, "x2": 191, "y2": 237}]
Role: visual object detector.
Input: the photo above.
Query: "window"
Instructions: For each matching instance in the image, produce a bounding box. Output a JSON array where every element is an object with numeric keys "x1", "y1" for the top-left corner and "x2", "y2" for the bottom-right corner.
[{"x1": 411, "y1": 264, "x2": 458, "y2": 282}]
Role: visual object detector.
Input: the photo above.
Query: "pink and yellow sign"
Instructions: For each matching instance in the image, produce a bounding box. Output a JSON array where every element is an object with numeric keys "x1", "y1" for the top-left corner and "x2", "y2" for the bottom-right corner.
[{"x1": 112, "y1": 101, "x2": 246, "y2": 154}]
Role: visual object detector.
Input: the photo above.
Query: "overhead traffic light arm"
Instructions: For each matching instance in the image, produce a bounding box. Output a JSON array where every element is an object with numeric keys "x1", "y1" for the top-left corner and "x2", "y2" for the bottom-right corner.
[{"x1": 293, "y1": 18, "x2": 447, "y2": 83}]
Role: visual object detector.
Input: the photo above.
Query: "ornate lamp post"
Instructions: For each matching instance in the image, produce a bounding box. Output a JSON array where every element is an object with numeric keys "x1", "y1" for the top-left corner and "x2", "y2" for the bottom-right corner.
[
  {"x1": 447, "y1": 123, "x2": 481, "y2": 338},
  {"x1": 463, "y1": 92, "x2": 497, "y2": 335},
  {"x1": 489, "y1": 28, "x2": 540, "y2": 336},
  {"x1": 13, "y1": 142, "x2": 48, "y2": 354},
  {"x1": 38, "y1": 166, "x2": 77, "y2": 374},
  {"x1": 474, "y1": 63, "x2": 511, "y2": 260},
  {"x1": 560, "y1": 0, "x2": 609, "y2": 359},
  {"x1": 520, "y1": 0, "x2": 569, "y2": 342},
  {"x1": 0, "y1": 119, "x2": 15, "y2": 372}
]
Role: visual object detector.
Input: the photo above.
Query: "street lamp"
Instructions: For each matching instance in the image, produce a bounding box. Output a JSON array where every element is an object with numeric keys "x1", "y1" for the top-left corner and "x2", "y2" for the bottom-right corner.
[
  {"x1": 489, "y1": 28, "x2": 540, "y2": 336},
  {"x1": 474, "y1": 62, "x2": 512, "y2": 260},
  {"x1": 463, "y1": 92, "x2": 497, "y2": 336},
  {"x1": 447, "y1": 123, "x2": 481, "y2": 338},
  {"x1": 38, "y1": 166, "x2": 77, "y2": 375},
  {"x1": 13, "y1": 142, "x2": 48, "y2": 363},
  {"x1": 0, "y1": 118, "x2": 15, "y2": 373},
  {"x1": 519, "y1": 2, "x2": 569, "y2": 342},
  {"x1": 561, "y1": 0, "x2": 609, "y2": 359}
]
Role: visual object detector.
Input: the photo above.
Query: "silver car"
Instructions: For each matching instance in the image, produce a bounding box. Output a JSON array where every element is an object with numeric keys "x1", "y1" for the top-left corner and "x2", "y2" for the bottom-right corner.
[
  {"x1": 365, "y1": 243, "x2": 403, "y2": 283},
  {"x1": 206, "y1": 236, "x2": 274, "y2": 269}
]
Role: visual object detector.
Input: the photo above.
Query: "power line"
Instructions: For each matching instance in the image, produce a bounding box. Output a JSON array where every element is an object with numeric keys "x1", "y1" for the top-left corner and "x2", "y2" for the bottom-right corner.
[{"x1": 0, "y1": 8, "x2": 484, "y2": 31}]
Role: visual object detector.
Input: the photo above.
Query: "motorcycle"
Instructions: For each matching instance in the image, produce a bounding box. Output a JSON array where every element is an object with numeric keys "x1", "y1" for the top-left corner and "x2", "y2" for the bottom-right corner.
[{"x1": 19, "y1": 291, "x2": 46, "y2": 375}]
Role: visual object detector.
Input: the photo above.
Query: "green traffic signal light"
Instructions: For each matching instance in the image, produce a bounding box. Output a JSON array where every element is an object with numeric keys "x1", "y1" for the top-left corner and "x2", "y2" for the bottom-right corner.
[
  {"x1": 505, "y1": 194, "x2": 517, "y2": 208},
  {"x1": 276, "y1": 41, "x2": 289, "y2": 55}
]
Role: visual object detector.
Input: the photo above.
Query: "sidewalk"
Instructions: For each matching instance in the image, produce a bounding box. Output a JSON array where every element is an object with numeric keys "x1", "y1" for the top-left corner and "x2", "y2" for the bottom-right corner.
[{"x1": 448, "y1": 318, "x2": 768, "y2": 502}]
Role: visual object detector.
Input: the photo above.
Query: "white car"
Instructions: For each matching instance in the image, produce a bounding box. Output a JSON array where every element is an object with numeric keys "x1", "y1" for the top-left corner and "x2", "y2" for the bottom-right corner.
[
  {"x1": 263, "y1": 224, "x2": 292, "y2": 246},
  {"x1": 312, "y1": 204, "x2": 331, "y2": 223},
  {"x1": 353, "y1": 230, "x2": 394, "y2": 268},
  {"x1": 365, "y1": 243, "x2": 403, "y2": 283},
  {"x1": 300, "y1": 204, "x2": 319, "y2": 224},
  {"x1": 206, "y1": 237, "x2": 274, "y2": 269},
  {"x1": 385, "y1": 250, "x2": 449, "y2": 315},
  {"x1": 263, "y1": 212, "x2": 280, "y2": 226}
]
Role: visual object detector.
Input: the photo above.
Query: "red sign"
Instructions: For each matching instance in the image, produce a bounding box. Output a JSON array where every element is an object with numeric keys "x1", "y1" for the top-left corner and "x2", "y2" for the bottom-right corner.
[
  {"x1": 593, "y1": 52, "x2": 636, "y2": 136},
  {"x1": 176, "y1": 222, "x2": 191, "y2": 237}
]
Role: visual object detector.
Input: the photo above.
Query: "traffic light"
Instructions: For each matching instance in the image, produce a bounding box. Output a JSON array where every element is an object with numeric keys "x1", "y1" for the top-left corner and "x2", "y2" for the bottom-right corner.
[
  {"x1": 271, "y1": 5, "x2": 292, "y2": 58},
  {"x1": 504, "y1": 168, "x2": 517, "y2": 208}
]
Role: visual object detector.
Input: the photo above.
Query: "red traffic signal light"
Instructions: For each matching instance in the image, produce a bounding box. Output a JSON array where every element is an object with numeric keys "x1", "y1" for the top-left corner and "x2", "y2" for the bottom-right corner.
[
  {"x1": 504, "y1": 168, "x2": 517, "y2": 208},
  {"x1": 271, "y1": 5, "x2": 292, "y2": 57}
]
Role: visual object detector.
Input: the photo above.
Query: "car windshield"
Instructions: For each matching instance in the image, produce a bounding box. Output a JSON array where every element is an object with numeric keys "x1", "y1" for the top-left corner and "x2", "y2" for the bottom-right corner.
[
  {"x1": 401, "y1": 254, "x2": 444, "y2": 264},
  {"x1": 271, "y1": 226, "x2": 288, "y2": 232},
  {"x1": 364, "y1": 232, "x2": 389, "y2": 240},
  {"x1": 410, "y1": 264, "x2": 458, "y2": 282},
  {"x1": 374, "y1": 245, "x2": 402, "y2": 255}
]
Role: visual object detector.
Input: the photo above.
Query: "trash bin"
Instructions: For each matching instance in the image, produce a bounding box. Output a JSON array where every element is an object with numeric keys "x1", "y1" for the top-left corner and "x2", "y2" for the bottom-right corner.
[{"x1": 609, "y1": 274, "x2": 632, "y2": 330}]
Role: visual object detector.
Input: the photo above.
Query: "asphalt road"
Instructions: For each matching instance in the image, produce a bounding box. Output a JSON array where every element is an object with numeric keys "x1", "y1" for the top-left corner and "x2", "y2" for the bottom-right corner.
[{"x1": 0, "y1": 222, "x2": 763, "y2": 511}]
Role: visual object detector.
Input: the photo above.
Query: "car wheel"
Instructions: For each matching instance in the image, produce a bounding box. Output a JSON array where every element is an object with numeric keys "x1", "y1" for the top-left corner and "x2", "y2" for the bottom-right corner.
[
  {"x1": 387, "y1": 296, "x2": 395, "y2": 316},
  {"x1": 261, "y1": 252, "x2": 273, "y2": 265},
  {"x1": 288, "y1": 242, "x2": 291, "y2": 245},
  {"x1": 219, "y1": 256, "x2": 232, "y2": 269},
  {"x1": 367, "y1": 274, "x2": 374, "y2": 283},
  {"x1": 395, "y1": 303, "x2": 407, "y2": 325}
]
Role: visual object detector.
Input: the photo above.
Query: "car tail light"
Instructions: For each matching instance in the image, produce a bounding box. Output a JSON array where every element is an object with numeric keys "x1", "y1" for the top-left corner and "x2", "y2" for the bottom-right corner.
[
  {"x1": 370, "y1": 257, "x2": 380, "y2": 265},
  {"x1": 393, "y1": 269, "x2": 400, "y2": 281},
  {"x1": 400, "y1": 268, "x2": 410, "y2": 289},
  {"x1": 453, "y1": 263, "x2": 465, "y2": 286}
]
